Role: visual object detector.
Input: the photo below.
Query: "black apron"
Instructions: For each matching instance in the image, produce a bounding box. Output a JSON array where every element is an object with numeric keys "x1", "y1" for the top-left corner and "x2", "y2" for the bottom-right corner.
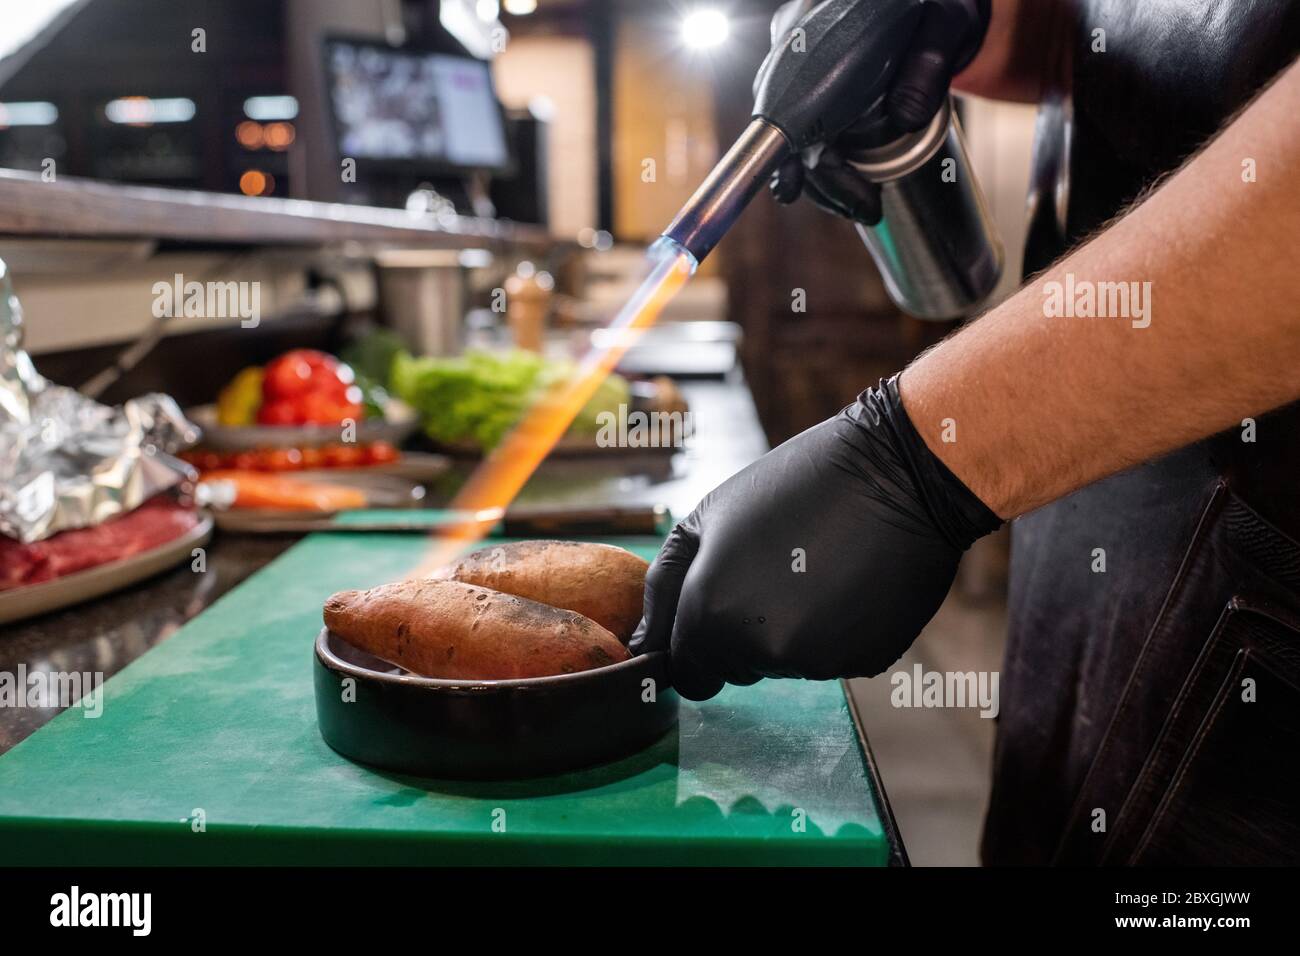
[{"x1": 981, "y1": 0, "x2": 1300, "y2": 865}]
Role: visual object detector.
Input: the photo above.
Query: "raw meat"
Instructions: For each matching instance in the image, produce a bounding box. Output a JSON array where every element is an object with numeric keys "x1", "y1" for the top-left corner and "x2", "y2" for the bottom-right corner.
[{"x1": 0, "y1": 496, "x2": 199, "y2": 591}]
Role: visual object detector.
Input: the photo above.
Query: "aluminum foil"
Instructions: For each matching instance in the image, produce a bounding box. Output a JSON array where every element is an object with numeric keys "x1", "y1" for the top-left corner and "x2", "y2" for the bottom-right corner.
[{"x1": 0, "y1": 257, "x2": 199, "y2": 544}]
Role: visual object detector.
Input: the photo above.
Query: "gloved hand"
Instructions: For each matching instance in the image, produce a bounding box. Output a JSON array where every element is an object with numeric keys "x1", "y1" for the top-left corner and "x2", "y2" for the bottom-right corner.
[
  {"x1": 630, "y1": 376, "x2": 1001, "y2": 701},
  {"x1": 766, "y1": 0, "x2": 993, "y2": 225}
]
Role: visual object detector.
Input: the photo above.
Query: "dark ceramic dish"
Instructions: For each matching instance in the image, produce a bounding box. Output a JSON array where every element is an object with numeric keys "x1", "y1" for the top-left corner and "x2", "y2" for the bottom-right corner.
[{"x1": 313, "y1": 628, "x2": 679, "y2": 779}]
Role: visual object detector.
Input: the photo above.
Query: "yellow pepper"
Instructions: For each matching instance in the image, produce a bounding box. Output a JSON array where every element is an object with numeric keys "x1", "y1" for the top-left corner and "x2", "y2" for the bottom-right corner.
[{"x1": 216, "y1": 367, "x2": 265, "y2": 426}]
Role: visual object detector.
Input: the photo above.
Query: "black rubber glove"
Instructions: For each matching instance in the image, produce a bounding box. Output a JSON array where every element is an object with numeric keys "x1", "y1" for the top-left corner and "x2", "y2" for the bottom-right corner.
[
  {"x1": 767, "y1": 0, "x2": 992, "y2": 225},
  {"x1": 630, "y1": 376, "x2": 1001, "y2": 701}
]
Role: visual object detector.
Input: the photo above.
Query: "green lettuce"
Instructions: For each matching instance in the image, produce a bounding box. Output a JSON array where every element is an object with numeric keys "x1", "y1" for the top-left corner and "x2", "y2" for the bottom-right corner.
[{"x1": 391, "y1": 349, "x2": 629, "y2": 449}]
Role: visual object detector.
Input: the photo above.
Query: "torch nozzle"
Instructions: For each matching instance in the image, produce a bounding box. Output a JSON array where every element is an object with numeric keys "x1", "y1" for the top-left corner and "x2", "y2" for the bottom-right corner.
[{"x1": 660, "y1": 118, "x2": 790, "y2": 265}]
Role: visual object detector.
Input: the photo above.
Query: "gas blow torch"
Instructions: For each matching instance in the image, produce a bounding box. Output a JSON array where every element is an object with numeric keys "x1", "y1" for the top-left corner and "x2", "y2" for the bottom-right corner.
[{"x1": 661, "y1": 0, "x2": 1003, "y2": 320}]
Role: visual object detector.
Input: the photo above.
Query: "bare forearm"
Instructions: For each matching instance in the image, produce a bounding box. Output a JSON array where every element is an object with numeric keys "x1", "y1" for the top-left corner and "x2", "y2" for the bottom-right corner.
[
  {"x1": 953, "y1": 0, "x2": 1059, "y2": 104},
  {"x1": 902, "y1": 58, "x2": 1300, "y2": 518}
]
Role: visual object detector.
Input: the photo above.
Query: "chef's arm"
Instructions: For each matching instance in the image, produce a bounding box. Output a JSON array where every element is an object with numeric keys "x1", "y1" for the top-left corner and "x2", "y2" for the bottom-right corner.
[
  {"x1": 952, "y1": 0, "x2": 1059, "y2": 103},
  {"x1": 633, "y1": 44, "x2": 1299, "y2": 703},
  {"x1": 902, "y1": 58, "x2": 1300, "y2": 518}
]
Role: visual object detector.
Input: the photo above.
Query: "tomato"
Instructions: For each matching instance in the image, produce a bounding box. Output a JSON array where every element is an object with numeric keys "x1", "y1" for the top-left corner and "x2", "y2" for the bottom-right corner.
[
  {"x1": 256, "y1": 400, "x2": 301, "y2": 426},
  {"x1": 261, "y1": 350, "x2": 362, "y2": 429},
  {"x1": 308, "y1": 368, "x2": 356, "y2": 402},
  {"x1": 299, "y1": 350, "x2": 337, "y2": 371},
  {"x1": 254, "y1": 447, "x2": 304, "y2": 472},
  {"x1": 299, "y1": 446, "x2": 326, "y2": 469},
  {"x1": 262, "y1": 351, "x2": 317, "y2": 400},
  {"x1": 252, "y1": 349, "x2": 369, "y2": 430},
  {"x1": 323, "y1": 443, "x2": 366, "y2": 468},
  {"x1": 298, "y1": 391, "x2": 362, "y2": 426},
  {"x1": 184, "y1": 449, "x2": 225, "y2": 471},
  {"x1": 364, "y1": 441, "x2": 400, "y2": 465},
  {"x1": 199, "y1": 451, "x2": 227, "y2": 471}
]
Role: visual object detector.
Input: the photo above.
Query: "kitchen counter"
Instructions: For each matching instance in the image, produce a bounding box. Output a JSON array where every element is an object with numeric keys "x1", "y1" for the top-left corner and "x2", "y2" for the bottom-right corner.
[
  {"x1": 0, "y1": 378, "x2": 765, "y2": 756},
  {"x1": 0, "y1": 376, "x2": 905, "y2": 865}
]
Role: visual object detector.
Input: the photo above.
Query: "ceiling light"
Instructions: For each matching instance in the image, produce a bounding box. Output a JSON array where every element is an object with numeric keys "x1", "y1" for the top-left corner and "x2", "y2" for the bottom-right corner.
[
  {"x1": 243, "y1": 95, "x2": 298, "y2": 121},
  {"x1": 105, "y1": 97, "x2": 196, "y2": 125},
  {"x1": 681, "y1": 8, "x2": 730, "y2": 50},
  {"x1": 0, "y1": 101, "x2": 58, "y2": 127}
]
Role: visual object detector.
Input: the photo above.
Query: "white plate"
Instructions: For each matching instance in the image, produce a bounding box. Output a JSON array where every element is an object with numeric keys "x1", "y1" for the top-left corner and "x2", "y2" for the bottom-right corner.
[{"x1": 0, "y1": 515, "x2": 214, "y2": 626}]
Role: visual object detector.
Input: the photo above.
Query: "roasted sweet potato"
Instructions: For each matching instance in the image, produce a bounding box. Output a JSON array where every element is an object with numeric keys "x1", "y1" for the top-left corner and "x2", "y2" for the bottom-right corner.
[
  {"x1": 323, "y1": 579, "x2": 630, "y2": 680},
  {"x1": 429, "y1": 540, "x2": 649, "y2": 643}
]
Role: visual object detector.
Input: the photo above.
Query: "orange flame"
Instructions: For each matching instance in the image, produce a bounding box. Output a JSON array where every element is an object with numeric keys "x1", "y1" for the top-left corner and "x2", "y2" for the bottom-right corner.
[{"x1": 408, "y1": 249, "x2": 694, "y2": 577}]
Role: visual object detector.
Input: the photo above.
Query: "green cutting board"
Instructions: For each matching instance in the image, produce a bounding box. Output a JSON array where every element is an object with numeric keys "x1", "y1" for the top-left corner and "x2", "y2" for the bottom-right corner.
[{"x1": 0, "y1": 513, "x2": 890, "y2": 865}]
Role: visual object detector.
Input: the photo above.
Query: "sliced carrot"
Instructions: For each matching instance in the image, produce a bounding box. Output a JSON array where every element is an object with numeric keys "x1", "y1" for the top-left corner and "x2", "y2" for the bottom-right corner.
[{"x1": 200, "y1": 470, "x2": 367, "y2": 511}]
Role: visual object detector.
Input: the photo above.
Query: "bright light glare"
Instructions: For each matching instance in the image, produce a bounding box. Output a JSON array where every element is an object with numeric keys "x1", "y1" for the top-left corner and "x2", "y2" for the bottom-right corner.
[
  {"x1": 105, "y1": 97, "x2": 196, "y2": 125},
  {"x1": 681, "y1": 8, "x2": 730, "y2": 50},
  {"x1": 503, "y1": 0, "x2": 537, "y2": 14},
  {"x1": 243, "y1": 95, "x2": 298, "y2": 121},
  {"x1": 0, "y1": 101, "x2": 58, "y2": 127}
]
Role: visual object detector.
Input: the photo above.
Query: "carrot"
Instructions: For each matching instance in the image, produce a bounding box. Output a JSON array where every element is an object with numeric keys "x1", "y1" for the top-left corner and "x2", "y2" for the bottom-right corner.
[{"x1": 201, "y1": 470, "x2": 367, "y2": 511}]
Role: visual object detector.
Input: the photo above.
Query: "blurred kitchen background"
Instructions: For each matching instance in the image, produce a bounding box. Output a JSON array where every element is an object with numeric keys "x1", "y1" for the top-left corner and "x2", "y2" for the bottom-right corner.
[{"x1": 0, "y1": 0, "x2": 1038, "y2": 864}]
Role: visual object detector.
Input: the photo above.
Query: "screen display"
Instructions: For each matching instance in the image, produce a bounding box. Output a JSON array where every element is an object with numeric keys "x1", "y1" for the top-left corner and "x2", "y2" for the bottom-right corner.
[{"x1": 325, "y1": 40, "x2": 509, "y2": 171}]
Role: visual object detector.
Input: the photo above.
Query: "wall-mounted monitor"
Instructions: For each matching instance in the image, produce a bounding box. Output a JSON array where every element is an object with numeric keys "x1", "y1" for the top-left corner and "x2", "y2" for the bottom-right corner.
[{"x1": 322, "y1": 37, "x2": 511, "y2": 176}]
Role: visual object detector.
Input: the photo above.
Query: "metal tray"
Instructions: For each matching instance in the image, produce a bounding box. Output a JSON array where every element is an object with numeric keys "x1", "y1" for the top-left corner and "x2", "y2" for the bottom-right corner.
[
  {"x1": 314, "y1": 628, "x2": 679, "y2": 779},
  {"x1": 189, "y1": 403, "x2": 420, "y2": 451}
]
